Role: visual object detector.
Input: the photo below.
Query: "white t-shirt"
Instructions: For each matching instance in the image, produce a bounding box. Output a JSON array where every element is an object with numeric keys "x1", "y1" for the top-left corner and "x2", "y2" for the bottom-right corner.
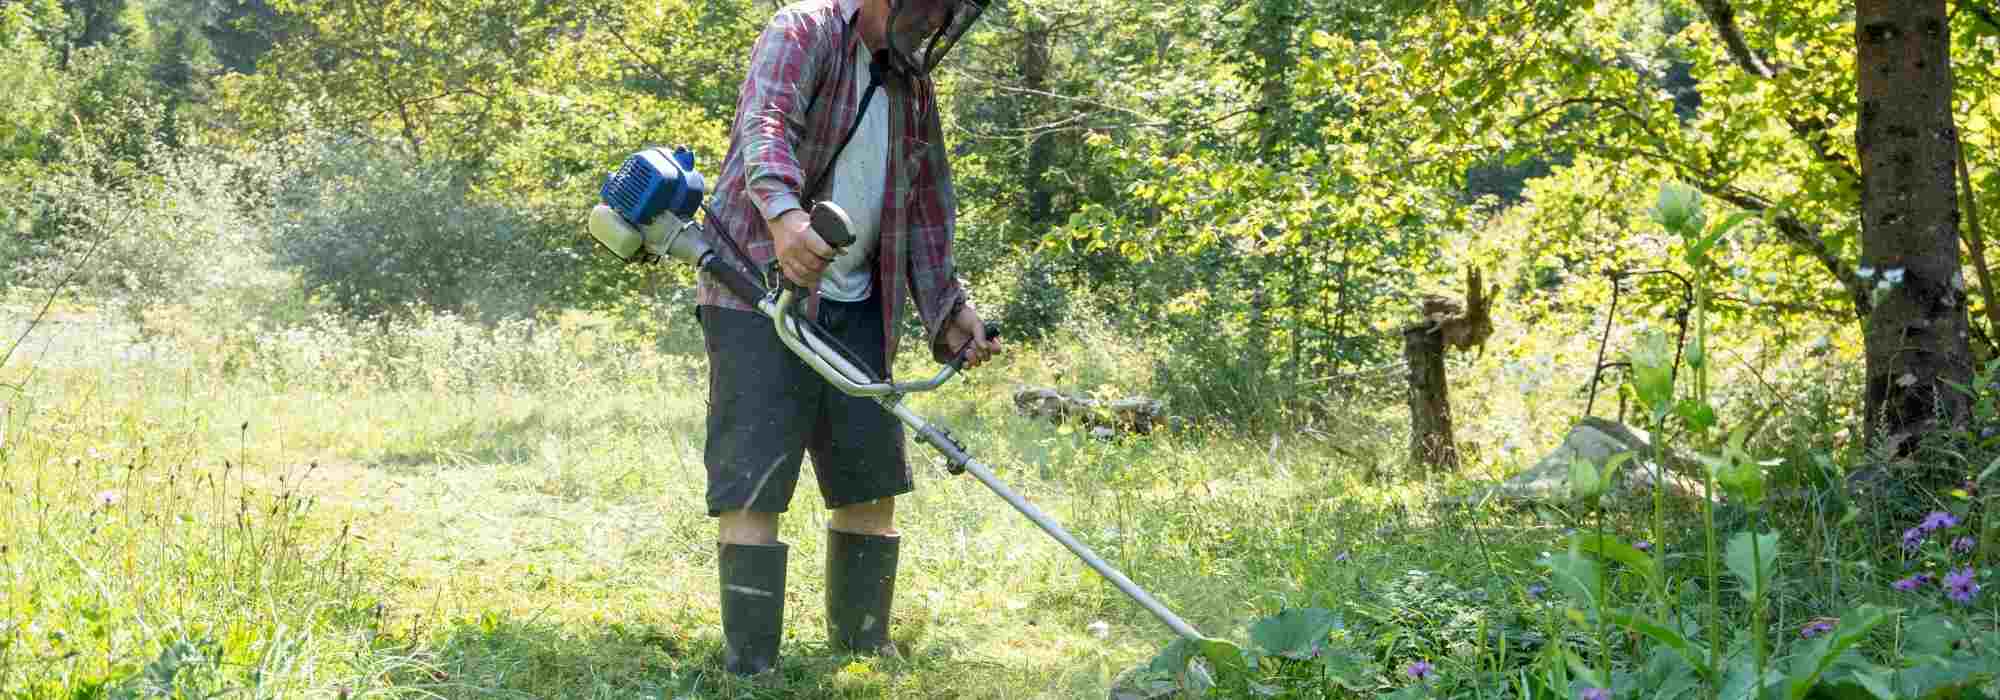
[{"x1": 817, "y1": 41, "x2": 890, "y2": 303}]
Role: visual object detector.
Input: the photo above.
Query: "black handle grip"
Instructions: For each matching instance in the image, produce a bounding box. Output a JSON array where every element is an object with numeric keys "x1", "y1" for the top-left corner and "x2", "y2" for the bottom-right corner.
[
  {"x1": 811, "y1": 201, "x2": 857, "y2": 249},
  {"x1": 950, "y1": 322, "x2": 1002, "y2": 371},
  {"x1": 768, "y1": 202, "x2": 854, "y2": 297}
]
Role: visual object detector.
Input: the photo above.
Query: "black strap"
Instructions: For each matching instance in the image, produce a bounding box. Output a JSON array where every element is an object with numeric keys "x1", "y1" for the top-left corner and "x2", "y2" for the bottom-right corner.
[{"x1": 802, "y1": 55, "x2": 884, "y2": 209}]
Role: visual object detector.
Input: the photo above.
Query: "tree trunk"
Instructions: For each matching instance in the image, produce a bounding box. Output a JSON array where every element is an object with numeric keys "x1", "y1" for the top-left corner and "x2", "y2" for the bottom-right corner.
[
  {"x1": 1855, "y1": 0, "x2": 1973, "y2": 455},
  {"x1": 1250, "y1": 0, "x2": 1298, "y2": 162},
  {"x1": 1405, "y1": 325, "x2": 1457, "y2": 474},
  {"x1": 1020, "y1": 16, "x2": 1056, "y2": 226}
]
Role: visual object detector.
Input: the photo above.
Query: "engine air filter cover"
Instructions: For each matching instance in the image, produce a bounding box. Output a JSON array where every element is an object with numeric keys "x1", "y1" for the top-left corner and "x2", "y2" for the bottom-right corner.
[{"x1": 601, "y1": 146, "x2": 705, "y2": 227}]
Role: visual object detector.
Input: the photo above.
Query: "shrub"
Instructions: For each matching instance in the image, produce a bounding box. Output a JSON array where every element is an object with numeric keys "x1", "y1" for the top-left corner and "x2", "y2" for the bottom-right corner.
[
  {"x1": 264, "y1": 139, "x2": 590, "y2": 323},
  {"x1": 13, "y1": 134, "x2": 280, "y2": 329}
]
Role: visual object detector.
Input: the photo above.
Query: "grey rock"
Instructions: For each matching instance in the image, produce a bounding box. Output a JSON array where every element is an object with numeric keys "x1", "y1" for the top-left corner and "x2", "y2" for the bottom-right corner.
[{"x1": 1455, "y1": 417, "x2": 1710, "y2": 507}]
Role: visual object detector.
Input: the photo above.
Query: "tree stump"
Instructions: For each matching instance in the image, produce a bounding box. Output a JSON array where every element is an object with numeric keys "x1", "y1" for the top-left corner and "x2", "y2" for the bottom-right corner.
[{"x1": 1404, "y1": 324, "x2": 1457, "y2": 473}]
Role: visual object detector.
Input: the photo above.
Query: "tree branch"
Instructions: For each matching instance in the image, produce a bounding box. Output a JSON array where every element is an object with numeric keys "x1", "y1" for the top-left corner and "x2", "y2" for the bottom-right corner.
[
  {"x1": 1958, "y1": 134, "x2": 2000, "y2": 348},
  {"x1": 1705, "y1": 186, "x2": 1870, "y2": 319},
  {"x1": 1696, "y1": 0, "x2": 1774, "y2": 79}
]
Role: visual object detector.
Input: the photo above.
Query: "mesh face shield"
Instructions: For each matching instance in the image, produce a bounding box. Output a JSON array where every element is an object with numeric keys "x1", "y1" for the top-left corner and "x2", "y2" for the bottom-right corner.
[{"x1": 884, "y1": 0, "x2": 987, "y2": 78}]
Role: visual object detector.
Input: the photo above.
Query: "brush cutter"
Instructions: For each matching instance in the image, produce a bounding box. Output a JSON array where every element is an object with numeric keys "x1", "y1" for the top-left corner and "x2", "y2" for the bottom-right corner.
[{"x1": 585, "y1": 147, "x2": 1239, "y2": 662}]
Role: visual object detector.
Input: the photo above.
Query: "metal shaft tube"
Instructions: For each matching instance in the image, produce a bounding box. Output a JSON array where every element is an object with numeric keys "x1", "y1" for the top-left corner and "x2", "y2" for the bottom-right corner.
[{"x1": 884, "y1": 401, "x2": 1205, "y2": 642}]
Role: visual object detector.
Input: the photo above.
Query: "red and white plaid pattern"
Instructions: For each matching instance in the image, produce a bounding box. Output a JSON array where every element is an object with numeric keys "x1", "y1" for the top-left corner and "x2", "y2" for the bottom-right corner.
[{"x1": 698, "y1": 0, "x2": 968, "y2": 367}]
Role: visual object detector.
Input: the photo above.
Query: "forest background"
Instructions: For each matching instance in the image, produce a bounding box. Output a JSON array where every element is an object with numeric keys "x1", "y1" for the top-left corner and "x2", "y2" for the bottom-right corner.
[{"x1": 8, "y1": 0, "x2": 2000, "y2": 697}]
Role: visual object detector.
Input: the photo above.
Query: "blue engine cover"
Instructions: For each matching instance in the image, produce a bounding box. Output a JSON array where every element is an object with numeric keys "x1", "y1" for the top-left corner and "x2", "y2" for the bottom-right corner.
[{"x1": 601, "y1": 146, "x2": 705, "y2": 226}]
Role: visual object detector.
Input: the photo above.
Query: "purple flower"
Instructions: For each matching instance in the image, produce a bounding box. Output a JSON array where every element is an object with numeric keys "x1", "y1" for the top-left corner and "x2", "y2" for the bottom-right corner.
[
  {"x1": 1579, "y1": 688, "x2": 1611, "y2": 700},
  {"x1": 1527, "y1": 583, "x2": 1547, "y2": 599},
  {"x1": 1954, "y1": 537, "x2": 1977, "y2": 555},
  {"x1": 1922, "y1": 511, "x2": 1962, "y2": 533},
  {"x1": 1894, "y1": 576, "x2": 1925, "y2": 592},
  {"x1": 1634, "y1": 541, "x2": 1653, "y2": 553},
  {"x1": 1799, "y1": 619, "x2": 1836, "y2": 639},
  {"x1": 1946, "y1": 567, "x2": 1980, "y2": 604},
  {"x1": 1406, "y1": 660, "x2": 1434, "y2": 681},
  {"x1": 1335, "y1": 551, "x2": 1350, "y2": 563},
  {"x1": 1904, "y1": 527, "x2": 1928, "y2": 551}
]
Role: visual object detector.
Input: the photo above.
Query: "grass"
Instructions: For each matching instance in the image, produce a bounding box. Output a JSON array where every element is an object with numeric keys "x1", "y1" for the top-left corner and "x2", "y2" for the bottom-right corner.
[{"x1": 0, "y1": 303, "x2": 1562, "y2": 698}]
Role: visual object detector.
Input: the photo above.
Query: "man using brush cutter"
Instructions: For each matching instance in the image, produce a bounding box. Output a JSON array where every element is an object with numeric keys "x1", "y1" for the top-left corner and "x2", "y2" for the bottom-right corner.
[{"x1": 697, "y1": 0, "x2": 1000, "y2": 677}]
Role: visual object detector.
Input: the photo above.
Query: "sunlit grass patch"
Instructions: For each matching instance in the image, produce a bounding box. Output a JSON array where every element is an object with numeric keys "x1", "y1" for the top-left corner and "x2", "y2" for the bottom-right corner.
[
  {"x1": 4, "y1": 306, "x2": 1570, "y2": 698},
  {"x1": 0, "y1": 366, "x2": 430, "y2": 696}
]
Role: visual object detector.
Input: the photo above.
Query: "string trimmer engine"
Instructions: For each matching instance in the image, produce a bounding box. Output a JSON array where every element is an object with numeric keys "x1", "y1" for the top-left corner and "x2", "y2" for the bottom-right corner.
[{"x1": 587, "y1": 146, "x2": 709, "y2": 264}]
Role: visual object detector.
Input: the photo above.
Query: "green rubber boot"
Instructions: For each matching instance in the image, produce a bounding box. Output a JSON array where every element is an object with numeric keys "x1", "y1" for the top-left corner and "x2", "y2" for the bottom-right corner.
[
  {"x1": 718, "y1": 541, "x2": 788, "y2": 676},
  {"x1": 825, "y1": 529, "x2": 900, "y2": 656}
]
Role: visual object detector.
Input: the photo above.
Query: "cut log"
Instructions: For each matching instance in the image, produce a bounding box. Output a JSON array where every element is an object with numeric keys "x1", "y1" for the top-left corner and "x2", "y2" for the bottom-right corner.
[{"x1": 1013, "y1": 387, "x2": 1167, "y2": 436}]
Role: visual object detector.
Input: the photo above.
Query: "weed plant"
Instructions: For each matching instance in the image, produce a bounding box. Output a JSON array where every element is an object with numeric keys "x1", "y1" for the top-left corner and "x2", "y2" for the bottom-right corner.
[{"x1": 1131, "y1": 184, "x2": 2000, "y2": 699}]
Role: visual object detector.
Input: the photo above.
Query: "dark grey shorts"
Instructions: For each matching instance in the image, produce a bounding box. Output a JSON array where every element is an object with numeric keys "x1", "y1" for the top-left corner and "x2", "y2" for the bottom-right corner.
[{"x1": 698, "y1": 296, "x2": 912, "y2": 516}]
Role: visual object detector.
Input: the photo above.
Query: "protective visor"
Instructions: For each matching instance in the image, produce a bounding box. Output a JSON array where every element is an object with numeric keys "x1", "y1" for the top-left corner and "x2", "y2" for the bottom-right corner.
[{"x1": 884, "y1": 0, "x2": 987, "y2": 77}]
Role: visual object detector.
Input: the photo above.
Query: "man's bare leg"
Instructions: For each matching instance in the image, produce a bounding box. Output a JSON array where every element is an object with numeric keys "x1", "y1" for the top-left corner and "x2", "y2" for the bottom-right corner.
[{"x1": 828, "y1": 496, "x2": 896, "y2": 536}]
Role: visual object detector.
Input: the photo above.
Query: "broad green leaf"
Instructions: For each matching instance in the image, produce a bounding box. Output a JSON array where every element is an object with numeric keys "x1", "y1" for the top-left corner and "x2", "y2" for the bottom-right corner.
[
  {"x1": 1607, "y1": 609, "x2": 1710, "y2": 675},
  {"x1": 1543, "y1": 549, "x2": 1603, "y2": 615},
  {"x1": 1653, "y1": 182, "x2": 1706, "y2": 236},
  {"x1": 1196, "y1": 638, "x2": 1249, "y2": 681},
  {"x1": 1570, "y1": 454, "x2": 1606, "y2": 502},
  {"x1": 1675, "y1": 398, "x2": 1718, "y2": 434},
  {"x1": 1636, "y1": 646, "x2": 1705, "y2": 700},
  {"x1": 1901, "y1": 615, "x2": 1962, "y2": 660},
  {"x1": 1815, "y1": 676, "x2": 1895, "y2": 700},
  {"x1": 1573, "y1": 533, "x2": 1658, "y2": 585},
  {"x1": 1726, "y1": 531, "x2": 1779, "y2": 601},
  {"x1": 1783, "y1": 604, "x2": 1895, "y2": 700},
  {"x1": 1248, "y1": 608, "x2": 1340, "y2": 660},
  {"x1": 1720, "y1": 651, "x2": 1785, "y2": 700},
  {"x1": 1146, "y1": 638, "x2": 1194, "y2": 677},
  {"x1": 1894, "y1": 659, "x2": 1988, "y2": 700},
  {"x1": 1318, "y1": 648, "x2": 1374, "y2": 691}
]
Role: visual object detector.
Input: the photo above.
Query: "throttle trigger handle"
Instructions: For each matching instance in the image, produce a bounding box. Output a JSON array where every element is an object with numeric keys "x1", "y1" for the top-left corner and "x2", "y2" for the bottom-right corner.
[
  {"x1": 811, "y1": 201, "x2": 857, "y2": 249},
  {"x1": 950, "y1": 322, "x2": 1003, "y2": 371}
]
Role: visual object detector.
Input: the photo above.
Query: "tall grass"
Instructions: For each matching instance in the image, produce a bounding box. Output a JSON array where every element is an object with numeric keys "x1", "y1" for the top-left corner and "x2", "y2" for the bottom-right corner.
[{"x1": 3, "y1": 297, "x2": 1567, "y2": 698}]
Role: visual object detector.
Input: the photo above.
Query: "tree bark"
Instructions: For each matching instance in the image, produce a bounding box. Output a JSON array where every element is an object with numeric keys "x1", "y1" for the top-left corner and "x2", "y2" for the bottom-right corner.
[
  {"x1": 1405, "y1": 325, "x2": 1457, "y2": 474},
  {"x1": 1855, "y1": 0, "x2": 1973, "y2": 455}
]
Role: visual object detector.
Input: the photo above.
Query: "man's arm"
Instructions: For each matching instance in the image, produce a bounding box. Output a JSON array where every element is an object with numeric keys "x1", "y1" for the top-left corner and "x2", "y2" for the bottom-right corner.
[
  {"x1": 905, "y1": 101, "x2": 973, "y2": 364},
  {"x1": 733, "y1": 9, "x2": 828, "y2": 223}
]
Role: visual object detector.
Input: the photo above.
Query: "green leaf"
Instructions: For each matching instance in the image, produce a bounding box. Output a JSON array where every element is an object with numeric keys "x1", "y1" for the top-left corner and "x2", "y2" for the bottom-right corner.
[
  {"x1": 1710, "y1": 210, "x2": 1758, "y2": 238},
  {"x1": 1635, "y1": 645, "x2": 1705, "y2": 700},
  {"x1": 1720, "y1": 650, "x2": 1784, "y2": 700},
  {"x1": 1318, "y1": 648, "x2": 1374, "y2": 691},
  {"x1": 1783, "y1": 604, "x2": 1895, "y2": 700},
  {"x1": 1573, "y1": 533, "x2": 1658, "y2": 585},
  {"x1": 1675, "y1": 398, "x2": 1717, "y2": 434},
  {"x1": 1146, "y1": 638, "x2": 1195, "y2": 677},
  {"x1": 1606, "y1": 609, "x2": 1710, "y2": 676},
  {"x1": 1543, "y1": 548, "x2": 1603, "y2": 615},
  {"x1": 1196, "y1": 638, "x2": 1250, "y2": 681},
  {"x1": 1569, "y1": 454, "x2": 1606, "y2": 502},
  {"x1": 1628, "y1": 331, "x2": 1677, "y2": 417},
  {"x1": 1901, "y1": 615, "x2": 1963, "y2": 660},
  {"x1": 1894, "y1": 658, "x2": 1988, "y2": 700},
  {"x1": 1725, "y1": 531, "x2": 1779, "y2": 602},
  {"x1": 1815, "y1": 676, "x2": 1895, "y2": 700},
  {"x1": 1652, "y1": 182, "x2": 1706, "y2": 236},
  {"x1": 1248, "y1": 608, "x2": 1340, "y2": 660}
]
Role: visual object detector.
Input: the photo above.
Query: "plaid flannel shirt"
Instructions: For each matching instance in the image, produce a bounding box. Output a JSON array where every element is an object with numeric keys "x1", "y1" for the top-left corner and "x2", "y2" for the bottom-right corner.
[{"x1": 697, "y1": 0, "x2": 968, "y2": 369}]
